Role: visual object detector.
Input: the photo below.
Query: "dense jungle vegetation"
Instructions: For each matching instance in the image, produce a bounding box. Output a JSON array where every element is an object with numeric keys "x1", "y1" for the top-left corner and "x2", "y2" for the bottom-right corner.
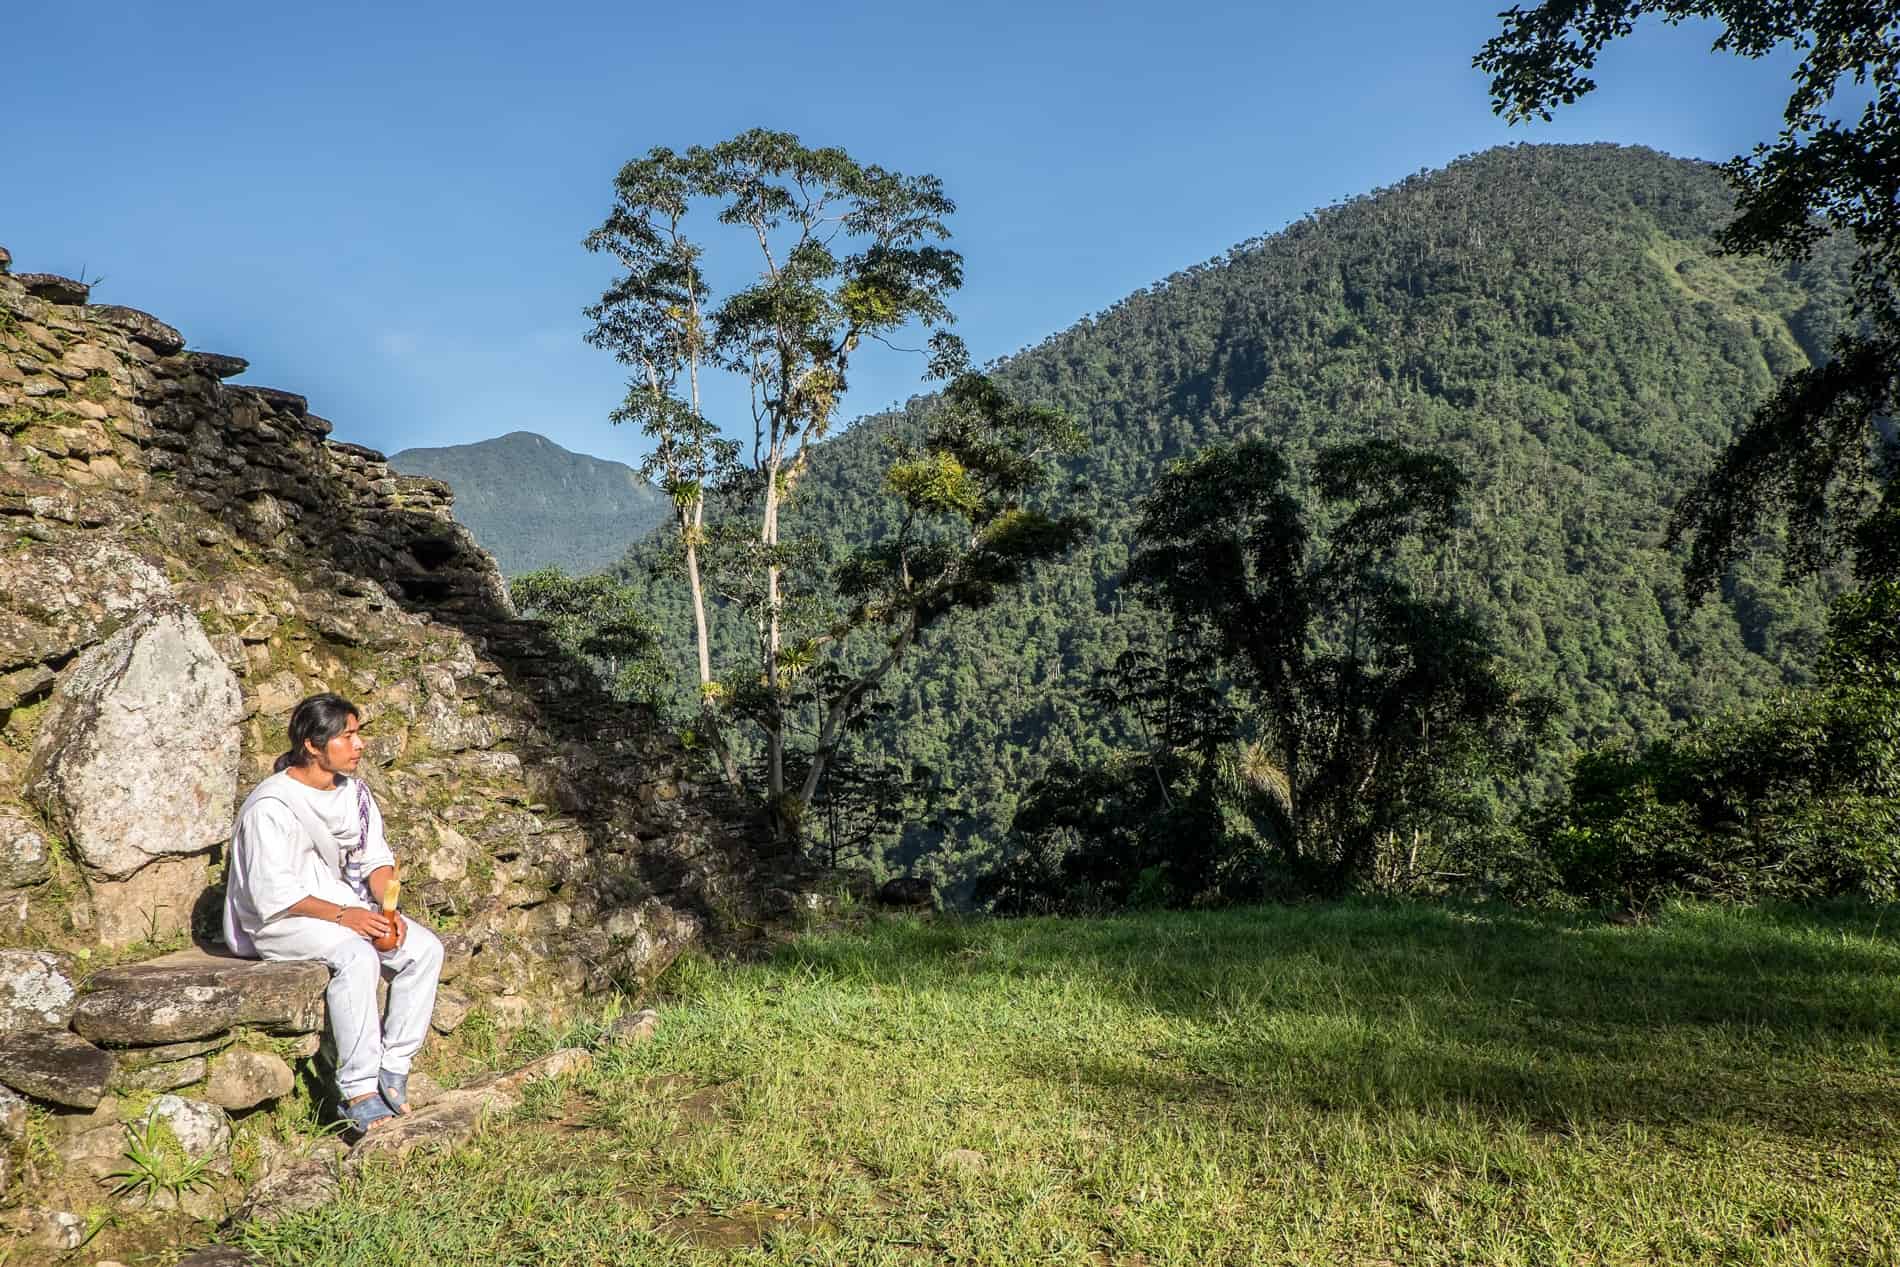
[{"x1": 598, "y1": 143, "x2": 1880, "y2": 900}]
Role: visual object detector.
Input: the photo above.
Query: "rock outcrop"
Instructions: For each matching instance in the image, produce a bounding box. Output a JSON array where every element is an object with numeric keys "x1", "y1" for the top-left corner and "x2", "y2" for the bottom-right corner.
[
  {"x1": 25, "y1": 599, "x2": 243, "y2": 944},
  {"x1": 0, "y1": 253, "x2": 813, "y2": 1230}
]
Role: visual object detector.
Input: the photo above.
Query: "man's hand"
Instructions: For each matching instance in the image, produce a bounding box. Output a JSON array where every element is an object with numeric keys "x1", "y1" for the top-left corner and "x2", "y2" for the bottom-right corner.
[{"x1": 337, "y1": 908, "x2": 394, "y2": 942}]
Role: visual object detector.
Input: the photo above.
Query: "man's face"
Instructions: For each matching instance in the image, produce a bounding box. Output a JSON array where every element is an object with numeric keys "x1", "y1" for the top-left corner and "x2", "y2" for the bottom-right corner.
[{"x1": 310, "y1": 715, "x2": 365, "y2": 776}]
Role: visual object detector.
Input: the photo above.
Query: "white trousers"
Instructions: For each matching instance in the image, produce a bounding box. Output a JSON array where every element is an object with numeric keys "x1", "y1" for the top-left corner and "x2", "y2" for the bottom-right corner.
[{"x1": 255, "y1": 916, "x2": 444, "y2": 1100}]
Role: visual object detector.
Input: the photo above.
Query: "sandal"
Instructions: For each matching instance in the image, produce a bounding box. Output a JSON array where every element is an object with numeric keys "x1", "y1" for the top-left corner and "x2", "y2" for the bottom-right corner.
[
  {"x1": 341, "y1": 1091, "x2": 396, "y2": 1136},
  {"x1": 379, "y1": 1069, "x2": 410, "y2": 1115}
]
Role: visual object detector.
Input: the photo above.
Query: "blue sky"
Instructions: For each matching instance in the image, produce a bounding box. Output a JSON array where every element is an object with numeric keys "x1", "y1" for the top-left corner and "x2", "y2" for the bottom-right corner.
[{"x1": 4, "y1": 0, "x2": 1807, "y2": 466}]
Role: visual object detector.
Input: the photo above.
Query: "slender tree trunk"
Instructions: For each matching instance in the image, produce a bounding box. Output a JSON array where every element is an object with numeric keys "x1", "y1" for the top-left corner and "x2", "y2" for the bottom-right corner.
[
  {"x1": 686, "y1": 533, "x2": 712, "y2": 686},
  {"x1": 685, "y1": 308, "x2": 713, "y2": 689},
  {"x1": 685, "y1": 530, "x2": 741, "y2": 790},
  {"x1": 681, "y1": 285, "x2": 741, "y2": 792},
  {"x1": 762, "y1": 451, "x2": 788, "y2": 833}
]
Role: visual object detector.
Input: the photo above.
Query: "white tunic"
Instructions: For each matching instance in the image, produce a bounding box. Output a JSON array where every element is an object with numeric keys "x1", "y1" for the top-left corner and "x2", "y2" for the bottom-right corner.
[{"x1": 223, "y1": 770, "x2": 396, "y2": 959}]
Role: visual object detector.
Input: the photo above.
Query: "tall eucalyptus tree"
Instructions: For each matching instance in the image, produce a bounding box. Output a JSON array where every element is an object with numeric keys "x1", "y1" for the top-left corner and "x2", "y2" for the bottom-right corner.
[{"x1": 586, "y1": 130, "x2": 1085, "y2": 841}]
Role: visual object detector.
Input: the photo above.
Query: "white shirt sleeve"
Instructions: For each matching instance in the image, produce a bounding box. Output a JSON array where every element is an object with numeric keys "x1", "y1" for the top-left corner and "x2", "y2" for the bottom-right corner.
[
  {"x1": 360, "y1": 790, "x2": 397, "y2": 876},
  {"x1": 236, "y1": 799, "x2": 313, "y2": 924}
]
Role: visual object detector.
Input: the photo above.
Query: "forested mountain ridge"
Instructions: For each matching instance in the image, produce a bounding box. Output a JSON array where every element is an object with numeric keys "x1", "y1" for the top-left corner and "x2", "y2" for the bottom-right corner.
[
  {"x1": 390, "y1": 430, "x2": 669, "y2": 576},
  {"x1": 617, "y1": 143, "x2": 1856, "y2": 886}
]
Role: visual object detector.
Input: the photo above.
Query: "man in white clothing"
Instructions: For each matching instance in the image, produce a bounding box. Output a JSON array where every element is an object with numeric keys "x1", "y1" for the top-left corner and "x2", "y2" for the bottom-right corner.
[{"x1": 224, "y1": 692, "x2": 443, "y2": 1135}]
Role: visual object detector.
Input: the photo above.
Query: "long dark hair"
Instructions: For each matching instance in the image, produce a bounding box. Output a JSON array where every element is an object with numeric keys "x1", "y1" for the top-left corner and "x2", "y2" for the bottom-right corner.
[{"x1": 273, "y1": 693, "x2": 360, "y2": 773}]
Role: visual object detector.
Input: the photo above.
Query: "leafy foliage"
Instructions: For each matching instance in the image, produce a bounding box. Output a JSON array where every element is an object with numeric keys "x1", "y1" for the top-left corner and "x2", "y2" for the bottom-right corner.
[
  {"x1": 1524, "y1": 581, "x2": 1900, "y2": 906},
  {"x1": 982, "y1": 439, "x2": 1550, "y2": 911},
  {"x1": 107, "y1": 1116, "x2": 217, "y2": 1207},
  {"x1": 1477, "y1": 0, "x2": 1900, "y2": 591},
  {"x1": 1473, "y1": 13, "x2": 1900, "y2": 907},
  {"x1": 508, "y1": 566, "x2": 668, "y2": 706},
  {"x1": 618, "y1": 144, "x2": 1856, "y2": 894},
  {"x1": 587, "y1": 131, "x2": 1087, "y2": 840}
]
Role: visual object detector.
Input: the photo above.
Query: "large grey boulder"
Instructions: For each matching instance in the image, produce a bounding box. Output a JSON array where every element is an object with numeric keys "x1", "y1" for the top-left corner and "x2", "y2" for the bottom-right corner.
[
  {"x1": 0, "y1": 1028, "x2": 114, "y2": 1107},
  {"x1": 606, "y1": 1007, "x2": 660, "y2": 1047},
  {"x1": 111, "y1": 1054, "x2": 208, "y2": 1093},
  {"x1": 184, "y1": 351, "x2": 248, "y2": 380},
  {"x1": 115, "y1": 1033, "x2": 234, "y2": 1069},
  {"x1": 73, "y1": 947, "x2": 326, "y2": 1045},
  {"x1": 428, "y1": 989, "x2": 469, "y2": 1035},
  {"x1": 52, "y1": 1117, "x2": 125, "y2": 1181},
  {"x1": 85, "y1": 305, "x2": 185, "y2": 355},
  {"x1": 598, "y1": 898, "x2": 699, "y2": 992},
  {"x1": 26, "y1": 598, "x2": 243, "y2": 879},
  {"x1": 13, "y1": 273, "x2": 88, "y2": 305},
  {"x1": 73, "y1": 979, "x2": 240, "y2": 1047},
  {"x1": 418, "y1": 692, "x2": 500, "y2": 752},
  {"x1": 348, "y1": 1048, "x2": 590, "y2": 1165},
  {"x1": 24, "y1": 598, "x2": 242, "y2": 946},
  {"x1": 228, "y1": 1158, "x2": 338, "y2": 1224},
  {"x1": 84, "y1": 853, "x2": 207, "y2": 949},
  {"x1": 0, "y1": 951, "x2": 75, "y2": 1033}
]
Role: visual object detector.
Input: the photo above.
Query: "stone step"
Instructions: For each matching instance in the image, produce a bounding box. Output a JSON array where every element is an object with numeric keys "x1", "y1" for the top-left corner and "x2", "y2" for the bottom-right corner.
[
  {"x1": 346, "y1": 1046, "x2": 591, "y2": 1165},
  {"x1": 73, "y1": 946, "x2": 327, "y2": 1046},
  {"x1": 0, "y1": 1028, "x2": 114, "y2": 1108}
]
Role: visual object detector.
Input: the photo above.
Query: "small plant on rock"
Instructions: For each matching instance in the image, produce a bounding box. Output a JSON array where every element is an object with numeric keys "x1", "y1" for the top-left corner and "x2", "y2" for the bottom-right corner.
[{"x1": 105, "y1": 1117, "x2": 216, "y2": 1208}]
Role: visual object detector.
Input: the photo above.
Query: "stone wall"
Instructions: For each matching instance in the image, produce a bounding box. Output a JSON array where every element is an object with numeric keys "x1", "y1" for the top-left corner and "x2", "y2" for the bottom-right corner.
[{"x1": 0, "y1": 252, "x2": 810, "y2": 1225}]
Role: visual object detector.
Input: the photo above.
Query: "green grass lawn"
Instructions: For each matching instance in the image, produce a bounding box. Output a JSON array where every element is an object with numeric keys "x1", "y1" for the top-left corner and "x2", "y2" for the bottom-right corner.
[{"x1": 234, "y1": 902, "x2": 1900, "y2": 1265}]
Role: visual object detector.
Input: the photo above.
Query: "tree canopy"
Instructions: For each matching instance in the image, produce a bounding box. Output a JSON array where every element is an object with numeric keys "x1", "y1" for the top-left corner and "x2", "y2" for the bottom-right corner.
[
  {"x1": 586, "y1": 130, "x2": 1086, "y2": 841},
  {"x1": 614, "y1": 144, "x2": 1855, "y2": 896},
  {"x1": 1478, "y1": 2, "x2": 1900, "y2": 589},
  {"x1": 982, "y1": 437, "x2": 1550, "y2": 911}
]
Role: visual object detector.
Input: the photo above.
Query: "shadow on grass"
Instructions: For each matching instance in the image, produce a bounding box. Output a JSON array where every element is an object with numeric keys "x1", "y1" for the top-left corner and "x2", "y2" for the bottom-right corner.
[{"x1": 778, "y1": 901, "x2": 1900, "y2": 1142}]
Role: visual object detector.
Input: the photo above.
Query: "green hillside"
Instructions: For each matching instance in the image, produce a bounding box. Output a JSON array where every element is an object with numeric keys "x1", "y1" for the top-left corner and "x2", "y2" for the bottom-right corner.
[
  {"x1": 617, "y1": 144, "x2": 1856, "y2": 884},
  {"x1": 390, "y1": 430, "x2": 669, "y2": 576}
]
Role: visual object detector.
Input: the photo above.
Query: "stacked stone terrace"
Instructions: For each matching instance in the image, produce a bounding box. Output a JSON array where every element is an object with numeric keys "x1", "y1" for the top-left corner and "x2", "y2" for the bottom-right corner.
[{"x1": 0, "y1": 249, "x2": 803, "y2": 1236}]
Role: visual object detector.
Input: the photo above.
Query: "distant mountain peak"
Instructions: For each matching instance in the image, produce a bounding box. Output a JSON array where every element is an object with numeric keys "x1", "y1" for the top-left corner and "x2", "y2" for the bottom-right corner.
[{"x1": 388, "y1": 431, "x2": 666, "y2": 576}]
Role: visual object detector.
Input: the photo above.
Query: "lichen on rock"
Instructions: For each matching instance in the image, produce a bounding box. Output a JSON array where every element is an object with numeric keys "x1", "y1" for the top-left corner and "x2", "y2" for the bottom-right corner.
[{"x1": 0, "y1": 951, "x2": 76, "y2": 1034}]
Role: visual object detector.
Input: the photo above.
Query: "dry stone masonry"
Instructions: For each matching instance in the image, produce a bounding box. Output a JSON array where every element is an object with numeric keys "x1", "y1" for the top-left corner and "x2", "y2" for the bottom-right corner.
[{"x1": 0, "y1": 249, "x2": 811, "y2": 1245}]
